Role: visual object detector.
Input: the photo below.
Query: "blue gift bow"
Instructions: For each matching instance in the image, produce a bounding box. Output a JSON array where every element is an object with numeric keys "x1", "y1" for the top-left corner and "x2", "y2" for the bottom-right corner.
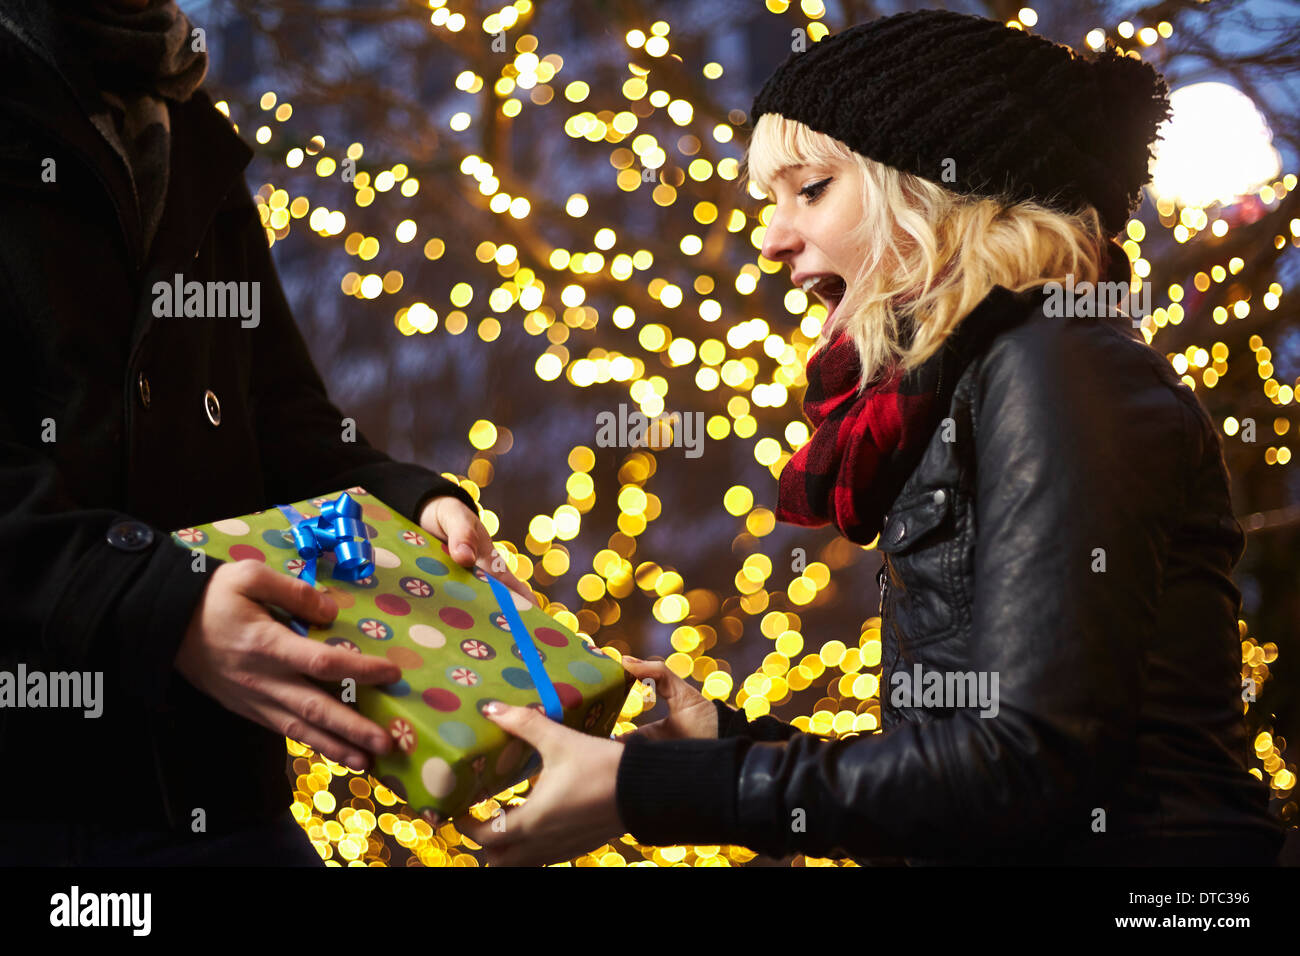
[
  {"x1": 275, "y1": 493, "x2": 563, "y2": 722},
  {"x1": 275, "y1": 492, "x2": 374, "y2": 595}
]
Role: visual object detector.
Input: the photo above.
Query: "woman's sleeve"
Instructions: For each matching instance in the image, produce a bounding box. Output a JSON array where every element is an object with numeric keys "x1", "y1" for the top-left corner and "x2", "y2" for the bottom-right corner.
[
  {"x1": 713, "y1": 698, "x2": 802, "y2": 741},
  {"x1": 616, "y1": 320, "x2": 1180, "y2": 859}
]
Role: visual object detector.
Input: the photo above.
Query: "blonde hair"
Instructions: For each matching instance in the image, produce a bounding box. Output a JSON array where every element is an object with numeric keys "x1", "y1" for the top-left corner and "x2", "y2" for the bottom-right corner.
[{"x1": 743, "y1": 113, "x2": 1111, "y2": 390}]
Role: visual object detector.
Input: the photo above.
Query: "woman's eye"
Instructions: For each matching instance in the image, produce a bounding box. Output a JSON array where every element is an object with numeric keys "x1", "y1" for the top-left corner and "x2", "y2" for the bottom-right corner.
[{"x1": 799, "y1": 177, "x2": 831, "y2": 202}]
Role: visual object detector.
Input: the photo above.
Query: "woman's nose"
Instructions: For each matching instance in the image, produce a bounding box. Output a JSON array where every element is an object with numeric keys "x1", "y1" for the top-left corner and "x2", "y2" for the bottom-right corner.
[{"x1": 759, "y1": 209, "x2": 801, "y2": 263}]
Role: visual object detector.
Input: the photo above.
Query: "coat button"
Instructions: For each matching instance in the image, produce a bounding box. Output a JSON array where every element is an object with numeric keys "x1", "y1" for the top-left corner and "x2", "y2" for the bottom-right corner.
[
  {"x1": 106, "y1": 519, "x2": 154, "y2": 552},
  {"x1": 204, "y1": 388, "x2": 221, "y2": 426},
  {"x1": 933, "y1": 489, "x2": 946, "y2": 504},
  {"x1": 137, "y1": 372, "x2": 151, "y2": 409}
]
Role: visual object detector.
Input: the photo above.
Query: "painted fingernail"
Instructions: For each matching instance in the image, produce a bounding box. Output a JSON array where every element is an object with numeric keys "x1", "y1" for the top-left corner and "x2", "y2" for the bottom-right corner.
[{"x1": 484, "y1": 702, "x2": 503, "y2": 715}]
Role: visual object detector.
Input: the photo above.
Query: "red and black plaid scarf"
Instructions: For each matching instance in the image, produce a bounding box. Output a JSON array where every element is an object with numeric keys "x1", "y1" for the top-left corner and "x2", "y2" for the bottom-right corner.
[{"x1": 777, "y1": 286, "x2": 1036, "y2": 544}]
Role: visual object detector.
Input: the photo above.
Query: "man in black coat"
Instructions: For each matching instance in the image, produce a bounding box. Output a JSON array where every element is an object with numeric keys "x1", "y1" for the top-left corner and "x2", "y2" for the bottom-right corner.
[{"x1": 0, "y1": 0, "x2": 526, "y2": 864}]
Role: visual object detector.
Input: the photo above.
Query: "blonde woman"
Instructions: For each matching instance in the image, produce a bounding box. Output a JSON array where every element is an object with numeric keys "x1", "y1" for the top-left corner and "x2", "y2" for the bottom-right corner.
[{"x1": 463, "y1": 10, "x2": 1284, "y2": 866}]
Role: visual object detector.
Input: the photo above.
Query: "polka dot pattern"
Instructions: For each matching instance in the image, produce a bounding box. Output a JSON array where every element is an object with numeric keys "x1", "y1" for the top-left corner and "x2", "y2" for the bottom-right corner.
[
  {"x1": 437, "y1": 721, "x2": 476, "y2": 749},
  {"x1": 551, "y1": 682, "x2": 583, "y2": 709},
  {"x1": 438, "y1": 607, "x2": 474, "y2": 630},
  {"x1": 386, "y1": 646, "x2": 424, "y2": 670},
  {"x1": 534, "y1": 627, "x2": 568, "y2": 648},
  {"x1": 422, "y1": 688, "x2": 461, "y2": 712},
  {"x1": 416, "y1": 556, "x2": 448, "y2": 576},
  {"x1": 500, "y1": 667, "x2": 534, "y2": 690},
  {"x1": 408, "y1": 624, "x2": 447, "y2": 648},
  {"x1": 374, "y1": 594, "x2": 411, "y2": 616},
  {"x1": 421, "y1": 758, "x2": 457, "y2": 799},
  {"x1": 261, "y1": 528, "x2": 295, "y2": 550},
  {"x1": 440, "y1": 580, "x2": 477, "y2": 602},
  {"x1": 228, "y1": 544, "x2": 266, "y2": 563},
  {"x1": 567, "y1": 660, "x2": 605, "y2": 686}
]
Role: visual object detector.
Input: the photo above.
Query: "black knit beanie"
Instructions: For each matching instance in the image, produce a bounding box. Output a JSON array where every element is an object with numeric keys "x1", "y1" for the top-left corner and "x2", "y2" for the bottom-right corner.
[{"x1": 750, "y1": 9, "x2": 1173, "y2": 236}]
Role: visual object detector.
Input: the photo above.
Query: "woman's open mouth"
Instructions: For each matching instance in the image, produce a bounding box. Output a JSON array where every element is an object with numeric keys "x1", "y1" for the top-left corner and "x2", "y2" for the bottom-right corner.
[{"x1": 801, "y1": 274, "x2": 847, "y2": 322}]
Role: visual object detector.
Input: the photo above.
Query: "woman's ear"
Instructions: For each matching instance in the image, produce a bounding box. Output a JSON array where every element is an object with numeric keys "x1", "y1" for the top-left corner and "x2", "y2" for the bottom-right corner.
[{"x1": 1102, "y1": 236, "x2": 1131, "y2": 286}]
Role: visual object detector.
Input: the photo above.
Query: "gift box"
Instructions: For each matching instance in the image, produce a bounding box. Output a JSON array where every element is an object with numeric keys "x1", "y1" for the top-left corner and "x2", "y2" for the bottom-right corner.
[{"x1": 170, "y1": 486, "x2": 633, "y2": 820}]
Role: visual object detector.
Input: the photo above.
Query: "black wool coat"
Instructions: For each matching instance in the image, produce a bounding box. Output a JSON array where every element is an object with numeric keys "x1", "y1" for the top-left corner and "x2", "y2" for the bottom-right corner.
[{"x1": 0, "y1": 8, "x2": 474, "y2": 830}]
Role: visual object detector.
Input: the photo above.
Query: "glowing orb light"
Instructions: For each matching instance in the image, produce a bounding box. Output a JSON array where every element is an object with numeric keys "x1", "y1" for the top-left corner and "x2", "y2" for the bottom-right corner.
[{"x1": 1149, "y1": 81, "x2": 1281, "y2": 208}]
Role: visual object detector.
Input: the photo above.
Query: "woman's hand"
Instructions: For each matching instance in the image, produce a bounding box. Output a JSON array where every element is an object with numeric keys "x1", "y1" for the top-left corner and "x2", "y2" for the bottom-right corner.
[
  {"x1": 457, "y1": 659, "x2": 716, "y2": 864},
  {"x1": 418, "y1": 494, "x2": 536, "y2": 606},
  {"x1": 619, "y1": 656, "x2": 718, "y2": 741},
  {"x1": 458, "y1": 703, "x2": 626, "y2": 866}
]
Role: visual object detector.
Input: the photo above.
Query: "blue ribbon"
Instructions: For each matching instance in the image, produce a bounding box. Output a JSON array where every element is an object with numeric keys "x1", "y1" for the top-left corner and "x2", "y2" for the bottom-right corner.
[
  {"x1": 486, "y1": 573, "x2": 563, "y2": 722},
  {"x1": 275, "y1": 492, "x2": 374, "y2": 636}
]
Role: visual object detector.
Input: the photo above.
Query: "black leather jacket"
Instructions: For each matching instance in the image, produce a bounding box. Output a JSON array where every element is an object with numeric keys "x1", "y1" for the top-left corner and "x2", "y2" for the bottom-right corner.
[{"x1": 618, "y1": 286, "x2": 1284, "y2": 865}]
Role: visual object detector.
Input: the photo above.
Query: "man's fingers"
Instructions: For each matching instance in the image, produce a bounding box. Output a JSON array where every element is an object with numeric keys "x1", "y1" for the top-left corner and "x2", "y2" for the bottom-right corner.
[
  {"x1": 247, "y1": 696, "x2": 372, "y2": 771},
  {"x1": 484, "y1": 559, "x2": 538, "y2": 607},
  {"x1": 265, "y1": 629, "x2": 403, "y2": 685},
  {"x1": 437, "y1": 502, "x2": 481, "y2": 567},
  {"x1": 233, "y1": 561, "x2": 338, "y2": 623},
  {"x1": 458, "y1": 515, "x2": 528, "y2": 603},
  {"x1": 443, "y1": 510, "x2": 537, "y2": 606},
  {"x1": 251, "y1": 674, "x2": 393, "y2": 759}
]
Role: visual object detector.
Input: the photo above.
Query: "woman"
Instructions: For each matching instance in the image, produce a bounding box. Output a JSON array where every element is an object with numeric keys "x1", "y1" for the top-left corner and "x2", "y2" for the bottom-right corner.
[{"x1": 461, "y1": 10, "x2": 1285, "y2": 866}]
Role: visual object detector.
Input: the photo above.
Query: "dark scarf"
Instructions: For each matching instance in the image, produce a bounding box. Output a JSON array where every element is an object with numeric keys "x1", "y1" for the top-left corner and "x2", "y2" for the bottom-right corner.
[
  {"x1": 56, "y1": 0, "x2": 208, "y2": 252},
  {"x1": 776, "y1": 286, "x2": 1041, "y2": 545}
]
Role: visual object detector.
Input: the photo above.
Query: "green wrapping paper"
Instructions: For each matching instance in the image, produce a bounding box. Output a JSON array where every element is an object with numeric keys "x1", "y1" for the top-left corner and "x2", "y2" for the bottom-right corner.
[{"x1": 169, "y1": 486, "x2": 634, "y2": 820}]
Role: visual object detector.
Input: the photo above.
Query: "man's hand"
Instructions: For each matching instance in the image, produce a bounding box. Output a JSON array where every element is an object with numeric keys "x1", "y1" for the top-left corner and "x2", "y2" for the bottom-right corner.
[
  {"x1": 175, "y1": 561, "x2": 403, "y2": 770},
  {"x1": 418, "y1": 494, "x2": 536, "y2": 606}
]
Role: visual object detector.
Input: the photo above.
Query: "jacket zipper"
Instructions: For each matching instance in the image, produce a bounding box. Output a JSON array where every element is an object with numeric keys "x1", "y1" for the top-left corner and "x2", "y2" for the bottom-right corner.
[
  {"x1": 936, "y1": 346, "x2": 946, "y2": 403},
  {"x1": 878, "y1": 559, "x2": 890, "y2": 618}
]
